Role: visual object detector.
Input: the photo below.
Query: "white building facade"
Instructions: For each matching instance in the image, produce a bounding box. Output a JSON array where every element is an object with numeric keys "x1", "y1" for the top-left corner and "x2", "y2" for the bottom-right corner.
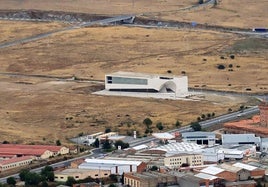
[
  {"x1": 181, "y1": 132, "x2": 216, "y2": 147},
  {"x1": 105, "y1": 72, "x2": 188, "y2": 97}
]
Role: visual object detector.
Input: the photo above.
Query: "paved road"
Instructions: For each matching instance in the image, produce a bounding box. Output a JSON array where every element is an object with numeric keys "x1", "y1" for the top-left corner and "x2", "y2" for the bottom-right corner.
[
  {"x1": 0, "y1": 106, "x2": 260, "y2": 184},
  {"x1": 129, "y1": 106, "x2": 260, "y2": 147},
  {"x1": 0, "y1": 15, "x2": 135, "y2": 49}
]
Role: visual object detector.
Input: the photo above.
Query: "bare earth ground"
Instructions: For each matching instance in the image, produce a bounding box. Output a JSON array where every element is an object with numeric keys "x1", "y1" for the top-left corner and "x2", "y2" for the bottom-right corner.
[
  {"x1": 0, "y1": 1, "x2": 267, "y2": 144},
  {"x1": 0, "y1": 0, "x2": 268, "y2": 28}
]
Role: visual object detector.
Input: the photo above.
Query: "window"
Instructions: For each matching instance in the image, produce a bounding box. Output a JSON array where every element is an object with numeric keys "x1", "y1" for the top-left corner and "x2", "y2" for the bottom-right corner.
[{"x1": 110, "y1": 76, "x2": 148, "y2": 85}]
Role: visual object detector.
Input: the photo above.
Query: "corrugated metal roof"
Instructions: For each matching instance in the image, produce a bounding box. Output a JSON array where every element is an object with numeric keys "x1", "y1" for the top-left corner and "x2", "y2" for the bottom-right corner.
[
  {"x1": 201, "y1": 166, "x2": 225, "y2": 175},
  {"x1": 153, "y1": 142, "x2": 205, "y2": 153},
  {"x1": 84, "y1": 158, "x2": 142, "y2": 166},
  {"x1": 233, "y1": 162, "x2": 257, "y2": 171},
  {"x1": 181, "y1": 131, "x2": 215, "y2": 137},
  {"x1": 222, "y1": 134, "x2": 261, "y2": 144}
]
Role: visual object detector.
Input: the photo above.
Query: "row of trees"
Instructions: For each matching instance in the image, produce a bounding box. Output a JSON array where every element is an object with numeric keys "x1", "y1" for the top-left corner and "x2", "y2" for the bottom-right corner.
[{"x1": 6, "y1": 166, "x2": 55, "y2": 186}]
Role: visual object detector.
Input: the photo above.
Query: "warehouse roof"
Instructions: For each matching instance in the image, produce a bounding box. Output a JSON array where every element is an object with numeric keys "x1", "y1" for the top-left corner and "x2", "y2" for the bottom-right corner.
[
  {"x1": 84, "y1": 158, "x2": 142, "y2": 166},
  {"x1": 233, "y1": 162, "x2": 257, "y2": 171},
  {"x1": 0, "y1": 144, "x2": 66, "y2": 152},
  {"x1": 152, "y1": 133, "x2": 175, "y2": 140}
]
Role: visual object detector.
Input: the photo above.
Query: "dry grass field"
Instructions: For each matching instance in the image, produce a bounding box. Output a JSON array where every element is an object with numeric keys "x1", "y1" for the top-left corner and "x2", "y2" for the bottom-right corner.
[
  {"x1": 0, "y1": 0, "x2": 268, "y2": 28},
  {"x1": 0, "y1": 1, "x2": 267, "y2": 145}
]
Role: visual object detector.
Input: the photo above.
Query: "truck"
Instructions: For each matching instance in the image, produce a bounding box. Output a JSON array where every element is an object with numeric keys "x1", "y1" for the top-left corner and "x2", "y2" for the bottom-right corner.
[{"x1": 252, "y1": 28, "x2": 268, "y2": 32}]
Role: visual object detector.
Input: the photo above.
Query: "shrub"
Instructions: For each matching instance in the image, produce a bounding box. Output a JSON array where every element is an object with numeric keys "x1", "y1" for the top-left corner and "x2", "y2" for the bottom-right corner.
[
  {"x1": 228, "y1": 64, "x2": 233, "y2": 68},
  {"x1": 217, "y1": 64, "x2": 225, "y2": 70},
  {"x1": 230, "y1": 54, "x2": 235, "y2": 59},
  {"x1": 167, "y1": 70, "x2": 172, "y2": 73}
]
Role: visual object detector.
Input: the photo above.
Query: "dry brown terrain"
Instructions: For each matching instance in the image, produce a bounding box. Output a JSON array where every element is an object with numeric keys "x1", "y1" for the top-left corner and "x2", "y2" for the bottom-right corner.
[
  {"x1": 0, "y1": 1, "x2": 267, "y2": 145},
  {"x1": 0, "y1": 0, "x2": 268, "y2": 28}
]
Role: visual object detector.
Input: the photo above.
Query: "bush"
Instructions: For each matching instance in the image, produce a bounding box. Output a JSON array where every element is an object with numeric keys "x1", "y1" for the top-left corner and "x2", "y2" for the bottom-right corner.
[
  {"x1": 230, "y1": 54, "x2": 235, "y2": 59},
  {"x1": 105, "y1": 128, "x2": 112, "y2": 133},
  {"x1": 228, "y1": 64, "x2": 233, "y2": 68},
  {"x1": 7, "y1": 177, "x2": 16, "y2": 186},
  {"x1": 167, "y1": 70, "x2": 172, "y2": 73},
  {"x1": 190, "y1": 122, "x2": 201, "y2": 131},
  {"x1": 217, "y1": 64, "x2": 225, "y2": 70}
]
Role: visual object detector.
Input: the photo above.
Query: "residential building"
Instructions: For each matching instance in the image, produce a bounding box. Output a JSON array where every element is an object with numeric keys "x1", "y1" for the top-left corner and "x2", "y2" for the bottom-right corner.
[
  {"x1": 219, "y1": 163, "x2": 251, "y2": 181},
  {"x1": 0, "y1": 148, "x2": 53, "y2": 159},
  {"x1": 259, "y1": 102, "x2": 268, "y2": 127},
  {"x1": 164, "y1": 153, "x2": 203, "y2": 168},
  {"x1": 233, "y1": 162, "x2": 265, "y2": 179},
  {"x1": 124, "y1": 171, "x2": 177, "y2": 187},
  {"x1": 55, "y1": 169, "x2": 111, "y2": 182},
  {"x1": 0, "y1": 144, "x2": 69, "y2": 157},
  {"x1": 0, "y1": 156, "x2": 33, "y2": 171}
]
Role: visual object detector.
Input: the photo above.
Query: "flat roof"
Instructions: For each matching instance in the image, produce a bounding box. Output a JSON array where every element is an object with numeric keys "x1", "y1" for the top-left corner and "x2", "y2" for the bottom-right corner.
[
  {"x1": 201, "y1": 166, "x2": 224, "y2": 175},
  {"x1": 181, "y1": 131, "x2": 215, "y2": 137},
  {"x1": 233, "y1": 162, "x2": 257, "y2": 171},
  {"x1": 84, "y1": 158, "x2": 142, "y2": 166},
  {"x1": 132, "y1": 144, "x2": 148, "y2": 151},
  {"x1": 152, "y1": 133, "x2": 175, "y2": 140},
  {"x1": 219, "y1": 163, "x2": 242, "y2": 173},
  {"x1": 106, "y1": 71, "x2": 183, "y2": 79},
  {"x1": 195, "y1": 173, "x2": 218, "y2": 180},
  {"x1": 222, "y1": 134, "x2": 261, "y2": 143}
]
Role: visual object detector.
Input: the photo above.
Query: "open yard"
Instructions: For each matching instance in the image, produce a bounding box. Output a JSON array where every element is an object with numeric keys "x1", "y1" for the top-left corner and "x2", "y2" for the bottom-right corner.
[{"x1": 0, "y1": 1, "x2": 267, "y2": 145}]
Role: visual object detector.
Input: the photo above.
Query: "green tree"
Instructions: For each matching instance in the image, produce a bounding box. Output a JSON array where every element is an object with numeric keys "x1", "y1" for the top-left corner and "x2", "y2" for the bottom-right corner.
[
  {"x1": 102, "y1": 138, "x2": 112, "y2": 150},
  {"x1": 93, "y1": 138, "x2": 100, "y2": 148},
  {"x1": 40, "y1": 166, "x2": 54, "y2": 182},
  {"x1": 41, "y1": 181, "x2": 49, "y2": 187},
  {"x1": 201, "y1": 114, "x2": 206, "y2": 120},
  {"x1": 25, "y1": 172, "x2": 42, "y2": 186},
  {"x1": 66, "y1": 176, "x2": 76, "y2": 186},
  {"x1": 6, "y1": 177, "x2": 16, "y2": 186},
  {"x1": 108, "y1": 184, "x2": 117, "y2": 187},
  {"x1": 114, "y1": 140, "x2": 129, "y2": 149},
  {"x1": 19, "y1": 169, "x2": 30, "y2": 181},
  {"x1": 190, "y1": 122, "x2": 202, "y2": 131},
  {"x1": 156, "y1": 122, "x2": 164, "y2": 131},
  {"x1": 56, "y1": 139, "x2": 61, "y2": 146},
  {"x1": 143, "y1": 118, "x2": 152, "y2": 128},
  {"x1": 175, "y1": 120, "x2": 181, "y2": 128},
  {"x1": 105, "y1": 128, "x2": 112, "y2": 133},
  {"x1": 150, "y1": 165, "x2": 158, "y2": 171}
]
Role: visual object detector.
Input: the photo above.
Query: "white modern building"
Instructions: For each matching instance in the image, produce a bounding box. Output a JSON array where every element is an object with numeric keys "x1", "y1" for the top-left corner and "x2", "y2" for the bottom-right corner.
[
  {"x1": 181, "y1": 131, "x2": 216, "y2": 147},
  {"x1": 104, "y1": 71, "x2": 188, "y2": 97}
]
